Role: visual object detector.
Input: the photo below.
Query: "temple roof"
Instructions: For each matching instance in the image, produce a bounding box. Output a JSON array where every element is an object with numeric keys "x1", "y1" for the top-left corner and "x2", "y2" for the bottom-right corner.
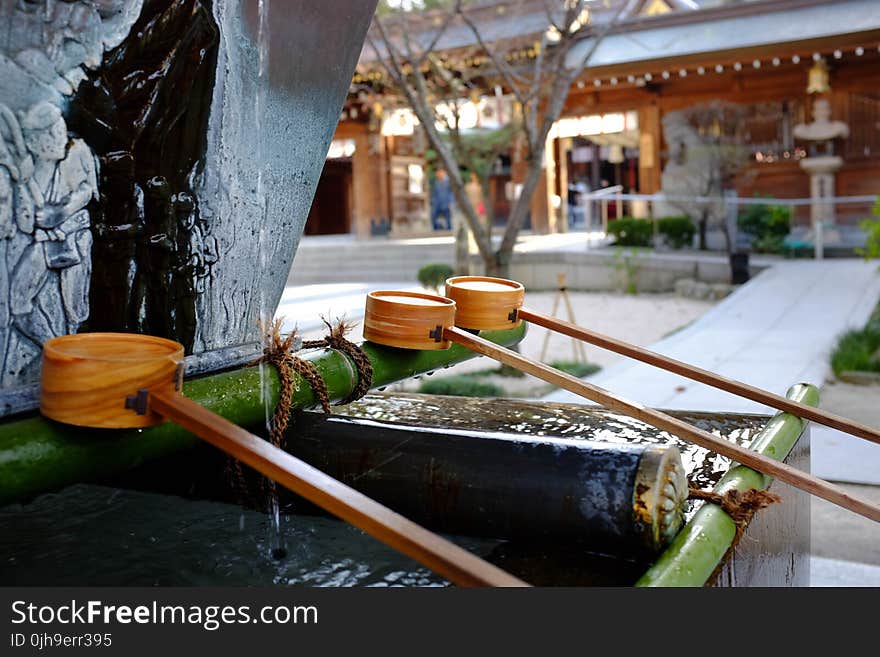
[
  {"x1": 567, "y1": 0, "x2": 880, "y2": 73},
  {"x1": 362, "y1": 0, "x2": 880, "y2": 72}
]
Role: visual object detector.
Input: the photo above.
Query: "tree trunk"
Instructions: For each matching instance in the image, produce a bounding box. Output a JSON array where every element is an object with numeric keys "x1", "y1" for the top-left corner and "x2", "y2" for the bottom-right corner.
[
  {"x1": 454, "y1": 219, "x2": 471, "y2": 276},
  {"x1": 489, "y1": 152, "x2": 547, "y2": 279},
  {"x1": 698, "y1": 214, "x2": 709, "y2": 251}
]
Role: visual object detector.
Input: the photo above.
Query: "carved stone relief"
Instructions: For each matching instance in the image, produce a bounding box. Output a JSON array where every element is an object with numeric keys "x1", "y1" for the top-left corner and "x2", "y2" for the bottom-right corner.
[{"x1": 0, "y1": 0, "x2": 143, "y2": 384}]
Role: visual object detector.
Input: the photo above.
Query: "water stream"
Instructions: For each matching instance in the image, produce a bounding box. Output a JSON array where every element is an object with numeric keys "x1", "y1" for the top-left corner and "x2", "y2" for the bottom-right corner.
[{"x1": 252, "y1": 0, "x2": 288, "y2": 561}]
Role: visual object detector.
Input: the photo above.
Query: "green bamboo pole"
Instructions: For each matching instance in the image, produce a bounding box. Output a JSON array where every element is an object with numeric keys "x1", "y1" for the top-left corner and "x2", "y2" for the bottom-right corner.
[
  {"x1": 0, "y1": 325, "x2": 526, "y2": 506},
  {"x1": 635, "y1": 382, "x2": 820, "y2": 587}
]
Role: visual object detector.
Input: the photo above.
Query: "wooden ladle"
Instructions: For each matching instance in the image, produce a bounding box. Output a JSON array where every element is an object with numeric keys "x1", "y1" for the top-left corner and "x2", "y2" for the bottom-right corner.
[{"x1": 38, "y1": 332, "x2": 527, "y2": 587}]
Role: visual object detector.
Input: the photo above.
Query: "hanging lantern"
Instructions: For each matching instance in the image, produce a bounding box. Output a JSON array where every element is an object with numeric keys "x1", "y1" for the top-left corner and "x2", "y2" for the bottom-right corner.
[{"x1": 807, "y1": 58, "x2": 830, "y2": 94}]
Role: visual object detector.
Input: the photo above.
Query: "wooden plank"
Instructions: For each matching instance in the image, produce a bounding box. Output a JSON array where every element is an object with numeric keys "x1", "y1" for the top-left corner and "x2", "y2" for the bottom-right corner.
[{"x1": 149, "y1": 388, "x2": 528, "y2": 588}]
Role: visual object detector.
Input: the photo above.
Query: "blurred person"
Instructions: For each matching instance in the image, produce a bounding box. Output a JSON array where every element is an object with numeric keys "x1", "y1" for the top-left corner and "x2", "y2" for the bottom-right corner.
[{"x1": 430, "y1": 167, "x2": 453, "y2": 231}]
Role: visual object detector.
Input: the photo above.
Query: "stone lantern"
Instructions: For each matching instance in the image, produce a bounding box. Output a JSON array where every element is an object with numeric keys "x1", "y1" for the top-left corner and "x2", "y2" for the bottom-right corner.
[{"x1": 793, "y1": 58, "x2": 849, "y2": 258}]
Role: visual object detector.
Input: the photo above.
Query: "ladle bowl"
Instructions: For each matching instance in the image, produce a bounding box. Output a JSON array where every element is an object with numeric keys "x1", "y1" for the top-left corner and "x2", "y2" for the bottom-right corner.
[
  {"x1": 40, "y1": 333, "x2": 184, "y2": 429},
  {"x1": 444, "y1": 276, "x2": 524, "y2": 331},
  {"x1": 363, "y1": 291, "x2": 456, "y2": 350}
]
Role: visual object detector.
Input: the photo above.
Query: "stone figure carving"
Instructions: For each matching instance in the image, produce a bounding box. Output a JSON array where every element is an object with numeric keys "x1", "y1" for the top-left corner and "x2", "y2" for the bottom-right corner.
[
  {"x1": 0, "y1": 0, "x2": 143, "y2": 384},
  {"x1": 657, "y1": 110, "x2": 722, "y2": 227}
]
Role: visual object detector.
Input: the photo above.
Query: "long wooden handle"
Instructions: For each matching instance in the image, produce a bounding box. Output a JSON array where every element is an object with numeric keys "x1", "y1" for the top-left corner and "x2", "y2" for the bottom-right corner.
[
  {"x1": 445, "y1": 326, "x2": 880, "y2": 523},
  {"x1": 148, "y1": 388, "x2": 528, "y2": 587},
  {"x1": 519, "y1": 307, "x2": 880, "y2": 447}
]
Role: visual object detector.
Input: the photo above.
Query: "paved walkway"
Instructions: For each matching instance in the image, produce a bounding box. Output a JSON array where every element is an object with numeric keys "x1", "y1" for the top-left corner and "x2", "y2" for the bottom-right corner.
[{"x1": 274, "y1": 282, "x2": 422, "y2": 335}]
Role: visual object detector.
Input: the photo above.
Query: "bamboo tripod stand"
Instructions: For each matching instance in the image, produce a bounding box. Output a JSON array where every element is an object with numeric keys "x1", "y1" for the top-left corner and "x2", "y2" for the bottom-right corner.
[{"x1": 538, "y1": 273, "x2": 588, "y2": 365}]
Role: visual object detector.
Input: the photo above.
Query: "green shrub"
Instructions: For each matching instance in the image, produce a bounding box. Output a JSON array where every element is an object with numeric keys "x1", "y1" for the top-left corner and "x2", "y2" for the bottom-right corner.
[
  {"x1": 830, "y1": 304, "x2": 880, "y2": 375},
  {"x1": 549, "y1": 361, "x2": 601, "y2": 378},
  {"x1": 754, "y1": 234, "x2": 787, "y2": 254},
  {"x1": 612, "y1": 248, "x2": 641, "y2": 294},
  {"x1": 738, "y1": 201, "x2": 791, "y2": 253},
  {"x1": 831, "y1": 328, "x2": 880, "y2": 376},
  {"x1": 417, "y1": 263, "x2": 454, "y2": 293},
  {"x1": 657, "y1": 215, "x2": 695, "y2": 249},
  {"x1": 856, "y1": 197, "x2": 880, "y2": 260},
  {"x1": 607, "y1": 217, "x2": 653, "y2": 247},
  {"x1": 418, "y1": 376, "x2": 505, "y2": 398}
]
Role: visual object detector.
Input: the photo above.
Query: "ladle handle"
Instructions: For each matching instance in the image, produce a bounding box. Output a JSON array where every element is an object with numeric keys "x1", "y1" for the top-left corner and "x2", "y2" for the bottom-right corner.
[
  {"x1": 444, "y1": 326, "x2": 880, "y2": 524},
  {"x1": 148, "y1": 388, "x2": 528, "y2": 587},
  {"x1": 518, "y1": 307, "x2": 880, "y2": 448}
]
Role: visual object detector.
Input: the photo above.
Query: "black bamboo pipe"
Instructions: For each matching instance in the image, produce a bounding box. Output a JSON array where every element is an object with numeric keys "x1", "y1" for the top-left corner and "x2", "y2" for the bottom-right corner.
[
  {"x1": 443, "y1": 326, "x2": 880, "y2": 524},
  {"x1": 287, "y1": 412, "x2": 689, "y2": 555}
]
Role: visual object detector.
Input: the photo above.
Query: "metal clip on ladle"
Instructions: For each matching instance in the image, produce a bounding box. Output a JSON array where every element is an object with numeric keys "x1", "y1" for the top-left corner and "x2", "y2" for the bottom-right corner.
[
  {"x1": 362, "y1": 279, "x2": 880, "y2": 523},
  {"x1": 38, "y1": 333, "x2": 528, "y2": 587}
]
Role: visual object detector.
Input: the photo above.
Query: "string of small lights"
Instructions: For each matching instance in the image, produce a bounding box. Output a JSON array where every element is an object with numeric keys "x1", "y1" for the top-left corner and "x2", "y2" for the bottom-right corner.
[
  {"x1": 354, "y1": 43, "x2": 878, "y2": 89},
  {"x1": 572, "y1": 44, "x2": 879, "y2": 90}
]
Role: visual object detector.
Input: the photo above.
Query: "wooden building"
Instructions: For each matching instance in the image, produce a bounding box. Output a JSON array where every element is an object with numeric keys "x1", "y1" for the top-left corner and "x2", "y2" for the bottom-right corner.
[{"x1": 307, "y1": 0, "x2": 880, "y2": 238}]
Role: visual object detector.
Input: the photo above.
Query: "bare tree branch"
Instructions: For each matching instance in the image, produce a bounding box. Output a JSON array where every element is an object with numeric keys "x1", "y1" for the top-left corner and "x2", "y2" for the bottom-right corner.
[
  {"x1": 370, "y1": 0, "x2": 627, "y2": 276},
  {"x1": 457, "y1": 5, "x2": 530, "y2": 104},
  {"x1": 415, "y1": 1, "x2": 462, "y2": 65},
  {"x1": 371, "y1": 9, "x2": 496, "y2": 262}
]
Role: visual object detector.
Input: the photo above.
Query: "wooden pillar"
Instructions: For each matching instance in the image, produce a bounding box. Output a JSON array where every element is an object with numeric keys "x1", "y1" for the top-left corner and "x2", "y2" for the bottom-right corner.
[
  {"x1": 530, "y1": 138, "x2": 554, "y2": 234},
  {"x1": 556, "y1": 137, "x2": 570, "y2": 233},
  {"x1": 590, "y1": 142, "x2": 600, "y2": 189},
  {"x1": 509, "y1": 131, "x2": 527, "y2": 220},
  {"x1": 638, "y1": 104, "x2": 662, "y2": 194},
  {"x1": 351, "y1": 126, "x2": 388, "y2": 239}
]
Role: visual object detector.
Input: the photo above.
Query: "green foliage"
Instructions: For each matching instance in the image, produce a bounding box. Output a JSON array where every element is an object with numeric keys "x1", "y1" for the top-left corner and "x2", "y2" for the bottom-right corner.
[
  {"x1": 447, "y1": 125, "x2": 516, "y2": 182},
  {"x1": 418, "y1": 376, "x2": 505, "y2": 398},
  {"x1": 417, "y1": 263, "x2": 454, "y2": 293},
  {"x1": 737, "y1": 201, "x2": 791, "y2": 253},
  {"x1": 612, "y1": 248, "x2": 641, "y2": 295},
  {"x1": 656, "y1": 215, "x2": 696, "y2": 249},
  {"x1": 607, "y1": 217, "x2": 653, "y2": 247},
  {"x1": 459, "y1": 366, "x2": 524, "y2": 379},
  {"x1": 856, "y1": 197, "x2": 880, "y2": 261},
  {"x1": 549, "y1": 361, "x2": 601, "y2": 378},
  {"x1": 831, "y1": 304, "x2": 880, "y2": 376}
]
